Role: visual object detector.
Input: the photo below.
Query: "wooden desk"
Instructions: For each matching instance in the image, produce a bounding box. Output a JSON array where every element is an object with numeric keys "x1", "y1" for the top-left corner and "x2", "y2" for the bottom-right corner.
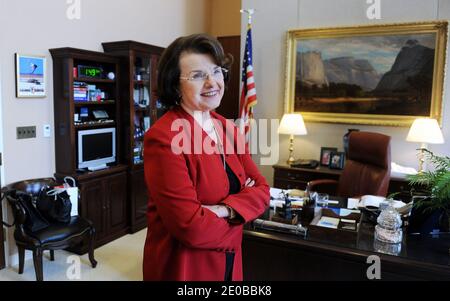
[
  {"x1": 243, "y1": 195, "x2": 450, "y2": 280},
  {"x1": 244, "y1": 196, "x2": 450, "y2": 282},
  {"x1": 243, "y1": 227, "x2": 450, "y2": 280},
  {"x1": 273, "y1": 164, "x2": 414, "y2": 200}
]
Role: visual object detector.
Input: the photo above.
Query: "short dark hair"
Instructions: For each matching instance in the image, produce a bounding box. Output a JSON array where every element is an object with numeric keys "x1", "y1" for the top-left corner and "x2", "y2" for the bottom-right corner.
[{"x1": 157, "y1": 33, "x2": 233, "y2": 107}]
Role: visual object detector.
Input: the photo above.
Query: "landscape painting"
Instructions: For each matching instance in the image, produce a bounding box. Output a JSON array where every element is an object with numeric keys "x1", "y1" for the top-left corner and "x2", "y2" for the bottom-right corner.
[{"x1": 284, "y1": 22, "x2": 448, "y2": 126}]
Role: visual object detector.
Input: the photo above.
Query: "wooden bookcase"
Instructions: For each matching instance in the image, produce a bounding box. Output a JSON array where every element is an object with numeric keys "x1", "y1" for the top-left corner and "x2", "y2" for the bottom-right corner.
[
  {"x1": 102, "y1": 41, "x2": 166, "y2": 233},
  {"x1": 49, "y1": 48, "x2": 129, "y2": 250}
]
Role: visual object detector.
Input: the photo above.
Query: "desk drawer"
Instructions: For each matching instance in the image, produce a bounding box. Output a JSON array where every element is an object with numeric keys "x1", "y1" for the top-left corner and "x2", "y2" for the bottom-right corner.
[
  {"x1": 388, "y1": 179, "x2": 425, "y2": 202},
  {"x1": 275, "y1": 168, "x2": 340, "y2": 182},
  {"x1": 389, "y1": 179, "x2": 410, "y2": 193},
  {"x1": 273, "y1": 179, "x2": 307, "y2": 190},
  {"x1": 274, "y1": 169, "x2": 310, "y2": 182}
]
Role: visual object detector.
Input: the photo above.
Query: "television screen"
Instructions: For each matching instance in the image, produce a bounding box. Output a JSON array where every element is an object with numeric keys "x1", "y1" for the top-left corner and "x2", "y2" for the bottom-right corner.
[
  {"x1": 78, "y1": 128, "x2": 116, "y2": 170},
  {"x1": 82, "y1": 132, "x2": 113, "y2": 161}
]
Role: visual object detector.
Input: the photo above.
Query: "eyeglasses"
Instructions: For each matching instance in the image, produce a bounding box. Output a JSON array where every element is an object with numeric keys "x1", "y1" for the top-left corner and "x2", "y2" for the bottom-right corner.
[{"x1": 180, "y1": 67, "x2": 228, "y2": 82}]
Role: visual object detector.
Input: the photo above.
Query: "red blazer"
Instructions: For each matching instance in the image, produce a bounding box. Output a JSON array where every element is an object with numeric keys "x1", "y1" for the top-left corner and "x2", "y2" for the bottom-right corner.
[{"x1": 143, "y1": 107, "x2": 269, "y2": 281}]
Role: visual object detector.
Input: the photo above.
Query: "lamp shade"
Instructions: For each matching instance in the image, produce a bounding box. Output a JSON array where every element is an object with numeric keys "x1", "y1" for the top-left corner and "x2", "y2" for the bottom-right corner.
[
  {"x1": 278, "y1": 113, "x2": 307, "y2": 135},
  {"x1": 406, "y1": 118, "x2": 444, "y2": 144}
]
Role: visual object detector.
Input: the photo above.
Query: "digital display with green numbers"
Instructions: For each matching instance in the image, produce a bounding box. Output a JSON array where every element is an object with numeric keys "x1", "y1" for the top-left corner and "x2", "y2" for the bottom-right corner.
[{"x1": 77, "y1": 65, "x2": 103, "y2": 78}]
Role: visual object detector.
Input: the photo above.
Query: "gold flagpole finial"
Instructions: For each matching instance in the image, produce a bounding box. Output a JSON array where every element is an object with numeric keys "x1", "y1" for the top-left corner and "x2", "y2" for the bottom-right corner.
[{"x1": 240, "y1": 9, "x2": 255, "y2": 24}]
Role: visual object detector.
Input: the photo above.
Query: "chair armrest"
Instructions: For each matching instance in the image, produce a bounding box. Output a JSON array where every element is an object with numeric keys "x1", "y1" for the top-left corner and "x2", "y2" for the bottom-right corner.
[{"x1": 306, "y1": 179, "x2": 339, "y2": 194}]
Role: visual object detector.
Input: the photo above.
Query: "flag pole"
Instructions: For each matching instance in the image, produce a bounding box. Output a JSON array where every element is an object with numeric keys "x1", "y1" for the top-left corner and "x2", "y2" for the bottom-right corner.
[
  {"x1": 240, "y1": 8, "x2": 255, "y2": 117},
  {"x1": 239, "y1": 9, "x2": 257, "y2": 143},
  {"x1": 240, "y1": 9, "x2": 255, "y2": 24}
]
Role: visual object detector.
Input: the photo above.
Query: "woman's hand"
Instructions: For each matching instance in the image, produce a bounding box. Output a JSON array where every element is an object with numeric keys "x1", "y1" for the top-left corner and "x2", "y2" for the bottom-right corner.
[
  {"x1": 202, "y1": 178, "x2": 254, "y2": 218},
  {"x1": 245, "y1": 178, "x2": 255, "y2": 187},
  {"x1": 202, "y1": 205, "x2": 229, "y2": 218}
]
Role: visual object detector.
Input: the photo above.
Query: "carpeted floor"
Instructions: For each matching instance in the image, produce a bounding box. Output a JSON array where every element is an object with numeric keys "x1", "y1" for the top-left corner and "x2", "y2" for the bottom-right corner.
[{"x1": 0, "y1": 229, "x2": 146, "y2": 281}]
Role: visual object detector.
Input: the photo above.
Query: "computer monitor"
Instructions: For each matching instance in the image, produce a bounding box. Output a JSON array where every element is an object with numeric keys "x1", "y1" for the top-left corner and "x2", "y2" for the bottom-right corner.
[{"x1": 77, "y1": 127, "x2": 116, "y2": 171}]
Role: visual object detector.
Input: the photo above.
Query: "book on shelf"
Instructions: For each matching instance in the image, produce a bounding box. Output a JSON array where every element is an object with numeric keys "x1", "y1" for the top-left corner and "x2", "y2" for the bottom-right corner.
[
  {"x1": 74, "y1": 82, "x2": 88, "y2": 101},
  {"x1": 133, "y1": 86, "x2": 149, "y2": 107}
]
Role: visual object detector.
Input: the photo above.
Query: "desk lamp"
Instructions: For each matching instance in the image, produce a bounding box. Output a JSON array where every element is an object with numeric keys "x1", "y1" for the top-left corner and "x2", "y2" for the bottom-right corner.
[
  {"x1": 278, "y1": 113, "x2": 307, "y2": 165},
  {"x1": 406, "y1": 118, "x2": 444, "y2": 173}
]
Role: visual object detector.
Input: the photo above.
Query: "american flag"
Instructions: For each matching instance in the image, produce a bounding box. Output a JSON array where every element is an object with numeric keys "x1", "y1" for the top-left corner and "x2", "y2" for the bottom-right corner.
[{"x1": 239, "y1": 21, "x2": 257, "y2": 141}]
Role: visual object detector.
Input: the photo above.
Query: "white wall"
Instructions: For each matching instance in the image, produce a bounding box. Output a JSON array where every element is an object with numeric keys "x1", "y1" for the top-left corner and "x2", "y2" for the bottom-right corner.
[
  {"x1": 0, "y1": 0, "x2": 210, "y2": 185},
  {"x1": 242, "y1": 0, "x2": 450, "y2": 184},
  {"x1": 0, "y1": 0, "x2": 210, "y2": 267}
]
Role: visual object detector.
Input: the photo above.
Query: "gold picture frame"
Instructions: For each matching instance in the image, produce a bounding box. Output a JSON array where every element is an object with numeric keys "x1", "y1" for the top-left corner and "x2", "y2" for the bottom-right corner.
[{"x1": 284, "y1": 21, "x2": 448, "y2": 126}]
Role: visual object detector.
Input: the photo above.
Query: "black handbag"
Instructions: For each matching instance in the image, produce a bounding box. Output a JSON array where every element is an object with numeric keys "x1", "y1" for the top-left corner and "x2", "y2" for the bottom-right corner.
[
  {"x1": 37, "y1": 187, "x2": 72, "y2": 224},
  {"x1": 16, "y1": 191, "x2": 50, "y2": 232}
]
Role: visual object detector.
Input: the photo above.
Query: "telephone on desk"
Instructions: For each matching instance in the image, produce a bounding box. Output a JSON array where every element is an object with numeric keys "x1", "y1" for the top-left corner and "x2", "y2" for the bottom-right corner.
[{"x1": 290, "y1": 159, "x2": 319, "y2": 169}]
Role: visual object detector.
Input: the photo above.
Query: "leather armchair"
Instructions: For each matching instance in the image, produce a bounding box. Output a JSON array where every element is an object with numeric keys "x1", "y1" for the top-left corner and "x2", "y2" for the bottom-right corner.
[
  {"x1": 1, "y1": 178, "x2": 97, "y2": 281},
  {"x1": 307, "y1": 131, "x2": 391, "y2": 198}
]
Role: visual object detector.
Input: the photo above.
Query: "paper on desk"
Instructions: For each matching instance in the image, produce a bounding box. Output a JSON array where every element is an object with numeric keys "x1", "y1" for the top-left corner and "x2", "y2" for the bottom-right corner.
[
  {"x1": 339, "y1": 208, "x2": 360, "y2": 216},
  {"x1": 270, "y1": 187, "x2": 284, "y2": 200},
  {"x1": 270, "y1": 198, "x2": 304, "y2": 208},
  {"x1": 317, "y1": 216, "x2": 339, "y2": 229},
  {"x1": 391, "y1": 162, "x2": 418, "y2": 177},
  {"x1": 270, "y1": 187, "x2": 304, "y2": 208},
  {"x1": 347, "y1": 195, "x2": 407, "y2": 209},
  {"x1": 327, "y1": 208, "x2": 360, "y2": 216},
  {"x1": 347, "y1": 198, "x2": 360, "y2": 209},
  {"x1": 270, "y1": 187, "x2": 306, "y2": 199}
]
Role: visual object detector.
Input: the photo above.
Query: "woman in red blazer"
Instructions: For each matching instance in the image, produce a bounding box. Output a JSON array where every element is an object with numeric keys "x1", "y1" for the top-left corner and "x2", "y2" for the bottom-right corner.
[{"x1": 143, "y1": 34, "x2": 270, "y2": 281}]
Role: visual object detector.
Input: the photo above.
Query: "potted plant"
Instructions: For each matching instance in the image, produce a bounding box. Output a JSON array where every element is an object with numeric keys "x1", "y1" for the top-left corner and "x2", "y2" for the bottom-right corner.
[{"x1": 407, "y1": 149, "x2": 450, "y2": 233}]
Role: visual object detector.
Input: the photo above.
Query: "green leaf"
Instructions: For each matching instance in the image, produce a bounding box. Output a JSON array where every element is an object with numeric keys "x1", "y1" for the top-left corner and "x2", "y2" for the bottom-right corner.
[{"x1": 407, "y1": 149, "x2": 450, "y2": 211}]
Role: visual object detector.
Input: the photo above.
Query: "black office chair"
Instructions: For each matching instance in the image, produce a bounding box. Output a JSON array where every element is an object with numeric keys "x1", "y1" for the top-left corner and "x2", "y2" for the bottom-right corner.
[{"x1": 1, "y1": 178, "x2": 97, "y2": 281}]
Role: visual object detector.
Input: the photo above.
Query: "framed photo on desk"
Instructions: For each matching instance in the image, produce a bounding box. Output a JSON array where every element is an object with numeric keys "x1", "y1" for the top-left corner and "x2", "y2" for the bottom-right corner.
[
  {"x1": 320, "y1": 147, "x2": 337, "y2": 166},
  {"x1": 329, "y1": 152, "x2": 345, "y2": 169}
]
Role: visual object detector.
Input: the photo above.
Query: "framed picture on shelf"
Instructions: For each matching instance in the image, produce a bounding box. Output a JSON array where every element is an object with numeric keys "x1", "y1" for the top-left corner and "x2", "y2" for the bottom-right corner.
[
  {"x1": 283, "y1": 21, "x2": 448, "y2": 126},
  {"x1": 15, "y1": 54, "x2": 46, "y2": 98},
  {"x1": 329, "y1": 152, "x2": 345, "y2": 170},
  {"x1": 320, "y1": 147, "x2": 338, "y2": 166}
]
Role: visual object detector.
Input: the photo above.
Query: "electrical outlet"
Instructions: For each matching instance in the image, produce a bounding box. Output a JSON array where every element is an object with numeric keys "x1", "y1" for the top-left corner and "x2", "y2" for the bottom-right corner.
[{"x1": 16, "y1": 126, "x2": 36, "y2": 139}]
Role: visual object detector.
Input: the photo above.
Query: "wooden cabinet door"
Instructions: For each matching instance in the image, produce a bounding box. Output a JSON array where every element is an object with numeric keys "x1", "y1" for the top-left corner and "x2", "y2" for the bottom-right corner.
[
  {"x1": 105, "y1": 171, "x2": 128, "y2": 234},
  {"x1": 0, "y1": 201, "x2": 5, "y2": 270},
  {"x1": 80, "y1": 178, "x2": 107, "y2": 241},
  {"x1": 130, "y1": 169, "x2": 148, "y2": 232}
]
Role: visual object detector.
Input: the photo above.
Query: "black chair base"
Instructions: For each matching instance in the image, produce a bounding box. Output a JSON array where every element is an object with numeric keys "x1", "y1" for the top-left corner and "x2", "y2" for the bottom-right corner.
[{"x1": 16, "y1": 226, "x2": 97, "y2": 281}]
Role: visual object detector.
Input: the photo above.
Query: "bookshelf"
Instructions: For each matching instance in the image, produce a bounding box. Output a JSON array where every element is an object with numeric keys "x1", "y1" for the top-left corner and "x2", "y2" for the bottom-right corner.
[
  {"x1": 102, "y1": 41, "x2": 166, "y2": 233},
  {"x1": 50, "y1": 47, "x2": 129, "y2": 250}
]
